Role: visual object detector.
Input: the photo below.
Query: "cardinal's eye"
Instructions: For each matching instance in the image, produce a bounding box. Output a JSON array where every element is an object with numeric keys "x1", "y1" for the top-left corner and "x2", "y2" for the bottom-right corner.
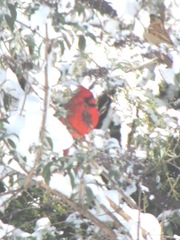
[{"x1": 85, "y1": 96, "x2": 96, "y2": 107}]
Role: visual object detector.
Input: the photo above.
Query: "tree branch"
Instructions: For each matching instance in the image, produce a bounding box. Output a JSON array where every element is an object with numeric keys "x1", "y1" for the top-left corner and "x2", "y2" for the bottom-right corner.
[{"x1": 38, "y1": 181, "x2": 117, "y2": 239}]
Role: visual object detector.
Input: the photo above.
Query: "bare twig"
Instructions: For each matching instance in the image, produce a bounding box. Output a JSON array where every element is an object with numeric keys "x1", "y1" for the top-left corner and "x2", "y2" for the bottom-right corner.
[
  {"x1": 125, "y1": 58, "x2": 158, "y2": 73},
  {"x1": 19, "y1": 87, "x2": 31, "y2": 116},
  {"x1": 102, "y1": 171, "x2": 138, "y2": 209},
  {"x1": 100, "y1": 204, "x2": 122, "y2": 228},
  {"x1": 107, "y1": 197, "x2": 149, "y2": 239},
  {"x1": 107, "y1": 197, "x2": 131, "y2": 221}
]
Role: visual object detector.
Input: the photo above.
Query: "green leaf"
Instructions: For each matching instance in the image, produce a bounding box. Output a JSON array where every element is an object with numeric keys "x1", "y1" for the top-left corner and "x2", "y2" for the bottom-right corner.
[
  {"x1": 175, "y1": 72, "x2": 180, "y2": 82},
  {"x1": 8, "y1": 3, "x2": 17, "y2": 21},
  {"x1": 78, "y1": 35, "x2": 86, "y2": 51},
  {"x1": 45, "y1": 136, "x2": 53, "y2": 150},
  {"x1": 0, "y1": 14, "x2": 3, "y2": 25},
  {"x1": 67, "y1": 169, "x2": 75, "y2": 188},
  {"x1": 4, "y1": 93, "x2": 11, "y2": 111},
  {"x1": 59, "y1": 40, "x2": 65, "y2": 55},
  {"x1": 42, "y1": 162, "x2": 53, "y2": 184},
  {"x1": 5, "y1": 14, "x2": 14, "y2": 31},
  {"x1": 164, "y1": 223, "x2": 173, "y2": 237},
  {"x1": 87, "y1": 32, "x2": 97, "y2": 43},
  {"x1": 0, "y1": 120, "x2": 3, "y2": 130},
  {"x1": 7, "y1": 138, "x2": 16, "y2": 149},
  {"x1": 76, "y1": 5, "x2": 84, "y2": 15},
  {"x1": 171, "y1": 212, "x2": 180, "y2": 225},
  {"x1": 85, "y1": 186, "x2": 94, "y2": 205},
  {"x1": 57, "y1": 13, "x2": 65, "y2": 24},
  {"x1": 24, "y1": 35, "x2": 35, "y2": 55},
  {"x1": 0, "y1": 180, "x2": 6, "y2": 193}
]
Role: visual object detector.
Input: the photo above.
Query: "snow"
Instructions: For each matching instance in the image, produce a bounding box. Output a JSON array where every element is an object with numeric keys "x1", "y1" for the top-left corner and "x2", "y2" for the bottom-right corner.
[
  {"x1": 174, "y1": 235, "x2": 180, "y2": 240},
  {"x1": 92, "y1": 131, "x2": 105, "y2": 149},
  {"x1": 46, "y1": 115, "x2": 74, "y2": 152},
  {"x1": 103, "y1": 19, "x2": 120, "y2": 35},
  {"x1": 5, "y1": 97, "x2": 42, "y2": 159},
  {"x1": 13, "y1": 228, "x2": 31, "y2": 238},
  {"x1": 0, "y1": 193, "x2": 13, "y2": 213},
  {"x1": 35, "y1": 217, "x2": 51, "y2": 231},
  {"x1": 105, "y1": 190, "x2": 122, "y2": 205},
  {"x1": 30, "y1": 5, "x2": 50, "y2": 30},
  {"x1": 125, "y1": 184, "x2": 137, "y2": 196},
  {"x1": 171, "y1": 51, "x2": 180, "y2": 73},
  {"x1": 0, "y1": 218, "x2": 55, "y2": 239},
  {"x1": 3, "y1": 78, "x2": 73, "y2": 166},
  {"x1": 49, "y1": 172, "x2": 73, "y2": 198},
  {"x1": 0, "y1": 69, "x2": 24, "y2": 99},
  {"x1": 164, "y1": 0, "x2": 180, "y2": 20},
  {"x1": 159, "y1": 68, "x2": 175, "y2": 85},
  {"x1": 139, "y1": 184, "x2": 149, "y2": 193},
  {"x1": 0, "y1": 0, "x2": 179, "y2": 239},
  {"x1": 0, "y1": 220, "x2": 15, "y2": 238},
  {"x1": 123, "y1": 205, "x2": 162, "y2": 240},
  {"x1": 108, "y1": 0, "x2": 139, "y2": 23},
  {"x1": 58, "y1": 0, "x2": 75, "y2": 14},
  {"x1": 89, "y1": 44, "x2": 110, "y2": 67},
  {"x1": 133, "y1": 18, "x2": 146, "y2": 39}
]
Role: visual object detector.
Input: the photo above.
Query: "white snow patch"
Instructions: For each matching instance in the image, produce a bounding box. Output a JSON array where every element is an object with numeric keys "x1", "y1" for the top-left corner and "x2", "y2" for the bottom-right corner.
[
  {"x1": 0, "y1": 193, "x2": 13, "y2": 213},
  {"x1": 49, "y1": 173, "x2": 73, "y2": 197},
  {"x1": 108, "y1": 0, "x2": 139, "y2": 24},
  {"x1": 159, "y1": 68, "x2": 175, "y2": 85},
  {"x1": 35, "y1": 217, "x2": 51, "y2": 231},
  {"x1": 104, "y1": 19, "x2": 120, "y2": 35},
  {"x1": 92, "y1": 130, "x2": 105, "y2": 149},
  {"x1": 125, "y1": 184, "x2": 137, "y2": 196},
  {"x1": 46, "y1": 115, "x2": 73, "y2": 152},
  {"x1": 149, "y1": 195, "x2": 155, "y2": 200},
  {"x1": 173, "y1": 235, "x2": 180, "y2": 240},
  {"x1": 0, "y1": 69, "x2": 24, "y2": 99},
  {"x1": 123, "y1": 205, "x2": 162, "y2": 240},
  {"x1": 0, "y1": 220, "x2": 15, "y2": 239},
  {"x1": 171, "y1": 50, "x2": 180, "y2": 74},
  {"x1": 12, "y1": 228, "x2": 31, "y2": 238},
  {"x1": 139, "y1": 184, "x2": 149, "y2": 193},
  {"x1": 30, "y1": 5, "x2": 50, "y2": 30},
  {"x1": 5, "y1": 90, "x2": 73, "y2": 167},
  {"x1": 5, "y1": 94, "x2": 42, "y2": 163},
  {"x1": 105, "y1": 190, "x2": 121, "y2": 205}
]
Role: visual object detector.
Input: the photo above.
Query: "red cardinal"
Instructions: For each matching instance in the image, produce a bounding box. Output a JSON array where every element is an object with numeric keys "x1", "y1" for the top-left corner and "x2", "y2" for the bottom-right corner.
[{"x1": 63, "y1": 86, "x2": 99, "y2": 138}]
